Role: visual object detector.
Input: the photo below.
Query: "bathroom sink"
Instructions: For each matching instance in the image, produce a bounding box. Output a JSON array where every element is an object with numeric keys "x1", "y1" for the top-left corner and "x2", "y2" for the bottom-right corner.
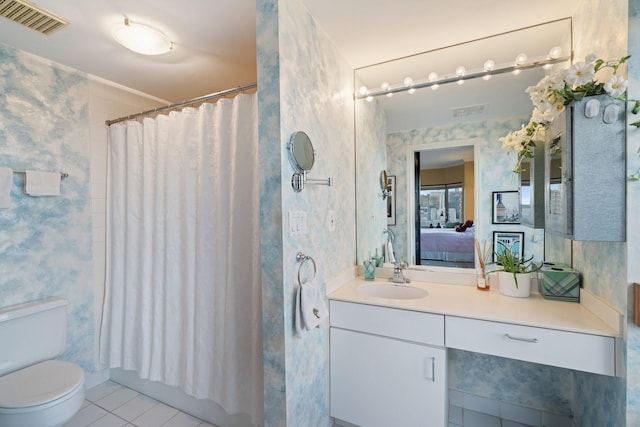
[{"x1": 358, "y1": 283, "x2": 428, "y2": 300}]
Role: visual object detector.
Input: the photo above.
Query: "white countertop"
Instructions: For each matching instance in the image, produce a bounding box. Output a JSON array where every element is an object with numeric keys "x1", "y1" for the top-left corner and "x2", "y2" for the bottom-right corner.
[{"x1": 328, "y1": 277, "x2": 619, "y2": 338}]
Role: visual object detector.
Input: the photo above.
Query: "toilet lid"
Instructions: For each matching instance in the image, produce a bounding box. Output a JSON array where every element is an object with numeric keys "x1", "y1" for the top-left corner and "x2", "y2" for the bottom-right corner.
[{"x1": 0, "y1": 360, "x2": 84, "y2": 408}]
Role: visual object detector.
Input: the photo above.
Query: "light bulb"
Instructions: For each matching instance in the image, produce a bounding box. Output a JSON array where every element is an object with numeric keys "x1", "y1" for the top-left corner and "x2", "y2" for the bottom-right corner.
[
  {"x1": 408, "y1": 88, "x2": 416, "y2": 94},
  {"x1": 549, "y1": 46, "x2": 562, "y2": 59},
  {"x1": 455, "y1": 65, "x2": 466, "y2": 77},
  {"x1": 428, "y1": 72, "x2": 438, "y2": 82},
  {"x1": 515, "y1": 53, "x2": 527, "y2": 65},
  {"x1": 482, "y1": 74, "x2": 492, "y2": 81},
  {"x1": 403, "y1": 77, "x2": 414, "y2": 87},
  {"x1": 483, "y1": 60, "x2": 495, "y2": 71},
  {"x1": 543, "y1": 63, "x2": 553, "y2": 70},
  {"x1": 358, "y1": 86, "x2": 368, "y2": 96},
  {"x1": 456, "y1": 79, "x2": 465, "y2": 86},
  {"x1": 512, "y1": 69, "x2": 522, "y2": 76},
  {"x1": 431, "y1": 84, "x2": 440, "y2": 91},
  {"x1": 381, "y1": 82, "x2": 390, "y2": 91},
  {"x1": 366, "y1": 95, "x2": 373, "y2": 102},
  {"x1": 386, "y1": 92, "x2": 393, "y2": 98}
]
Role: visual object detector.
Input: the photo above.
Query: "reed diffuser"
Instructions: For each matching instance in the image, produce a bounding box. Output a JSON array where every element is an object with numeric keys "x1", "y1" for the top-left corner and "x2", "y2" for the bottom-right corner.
[{"x1": 475, "y1": 239, "x2": 493, "y2": 291}]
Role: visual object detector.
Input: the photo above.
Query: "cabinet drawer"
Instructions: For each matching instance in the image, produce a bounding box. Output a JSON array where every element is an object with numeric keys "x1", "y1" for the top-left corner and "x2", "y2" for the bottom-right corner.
[
  {"x1": 445, "y1": 316, "x2": 615, "y2": 376},
  {"x1": 330, "y1": 300, "x2": 444, "y2": 346}
]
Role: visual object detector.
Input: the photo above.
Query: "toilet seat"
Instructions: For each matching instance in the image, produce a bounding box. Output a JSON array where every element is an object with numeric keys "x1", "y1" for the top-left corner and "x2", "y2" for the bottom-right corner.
[{"x1": 0, "y1": 360, "x2": 84, "y2": 409}]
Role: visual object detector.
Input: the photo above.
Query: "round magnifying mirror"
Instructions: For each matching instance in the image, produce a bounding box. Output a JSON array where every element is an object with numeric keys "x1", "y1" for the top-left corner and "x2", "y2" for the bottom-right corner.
[{"x1": 288, "y1": 131, "x2": 315, "y2": 172}]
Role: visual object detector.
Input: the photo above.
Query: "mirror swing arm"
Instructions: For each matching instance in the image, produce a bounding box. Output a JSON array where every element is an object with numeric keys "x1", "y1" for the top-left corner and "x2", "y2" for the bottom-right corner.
[
  {"x1": 291, "y1": 171, "x2": 333, "y2": 193},
  {"x1": 287, "y1": 131, "x2": 333, "y2": 193}
]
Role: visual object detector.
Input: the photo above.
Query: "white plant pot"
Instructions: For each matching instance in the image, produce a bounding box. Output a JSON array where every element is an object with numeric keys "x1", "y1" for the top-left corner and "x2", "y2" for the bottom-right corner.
[{"x1": 498, "y1": 271, "x2": 531, "y2": 298}]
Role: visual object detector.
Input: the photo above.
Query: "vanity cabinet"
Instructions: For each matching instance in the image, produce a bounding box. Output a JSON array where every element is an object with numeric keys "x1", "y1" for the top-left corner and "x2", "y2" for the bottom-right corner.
[
  {"x1": 545, "y1": 95, "x2": 626, "y2": 241},
  {"x1": 329, "y1": 300, "x2": 446, "y2": 427}
]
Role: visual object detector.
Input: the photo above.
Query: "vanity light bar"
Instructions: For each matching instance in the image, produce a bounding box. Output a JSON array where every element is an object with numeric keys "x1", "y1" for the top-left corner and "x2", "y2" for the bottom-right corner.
[{"x1": 357, "y1": 55, "x2": 571, "y2": 100}]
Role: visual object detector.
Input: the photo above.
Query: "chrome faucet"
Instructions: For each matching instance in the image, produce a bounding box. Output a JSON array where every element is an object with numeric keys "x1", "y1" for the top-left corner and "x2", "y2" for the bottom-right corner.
[{"x1": 389, "y1": 259, "x2": 410, "y2": 283}]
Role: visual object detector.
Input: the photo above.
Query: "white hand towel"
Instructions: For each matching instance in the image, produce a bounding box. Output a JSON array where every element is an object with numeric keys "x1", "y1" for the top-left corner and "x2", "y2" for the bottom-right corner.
[
  {"x1": 25, "y1": 170, "x2": 61, "y2": 196},
  {"x1": 386, "y1": 240, "x2": 396, "y2": 264},
  {"x1": 0, "y1": 167, "x2": 12, "y2": 209},
  {"x1": 295, "y1": 279, "x2": 328, "y2": 336}
]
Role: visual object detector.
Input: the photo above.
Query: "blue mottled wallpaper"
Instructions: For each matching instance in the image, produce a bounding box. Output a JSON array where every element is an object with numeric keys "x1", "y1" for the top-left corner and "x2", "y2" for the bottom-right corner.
[
  {"x1": 257, "y1": 0, "x2": 355, "y2": 425},
  {"x1": 0, "y1": 44, "x2": 94, "y2": 371},
  {"x1": 628, "y1": 0, "x2": 640, "y2": 425},
  {"x1": 355, "y1": 95, "x2": 387, "y2": 264}
]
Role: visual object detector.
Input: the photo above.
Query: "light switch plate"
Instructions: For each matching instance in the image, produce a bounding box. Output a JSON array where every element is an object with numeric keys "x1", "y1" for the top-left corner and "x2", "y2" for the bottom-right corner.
[{"x1": 289, "y1": 210, "x2": 307, "y2": 236}]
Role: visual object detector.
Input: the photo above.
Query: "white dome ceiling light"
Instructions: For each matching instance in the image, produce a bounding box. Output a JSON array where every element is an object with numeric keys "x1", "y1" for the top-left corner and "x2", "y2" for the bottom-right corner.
[{"x1": 112, "y1": 17, "x2": 173, "y2": 55}]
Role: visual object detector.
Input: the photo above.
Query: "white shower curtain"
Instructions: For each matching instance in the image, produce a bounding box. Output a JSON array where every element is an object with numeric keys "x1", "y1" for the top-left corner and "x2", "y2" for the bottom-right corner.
[{"x1": 100, "y1": 93, "x2": 263, "y2": 424}]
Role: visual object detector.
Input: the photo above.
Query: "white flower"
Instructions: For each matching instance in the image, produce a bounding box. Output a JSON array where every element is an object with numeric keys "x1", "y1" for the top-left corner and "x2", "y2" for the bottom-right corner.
[
  {"x1": 531, "y1": 122, "x2": 546, "y2": 142},
  {"x1": 531, "y1": 108, "x2": 547, "y2": 124},
  {"x1": 533, "y1": 95, "x2": 552, "y2": 112},
  {"x1": 585, "y1": 53, "x2": 599, "y2": 63},
  {"x1": 499, "y1": 132, "x2": 523, "y2": 152},
  {"x1": 546, "y1": 73, "x2": 566, "y2": 92},
  {"x1": 565, "y1": 61, "x2": 596, "y2": 86},
  {"x1": 604, "y1": 75, "x2": 628, "y2": 98}
]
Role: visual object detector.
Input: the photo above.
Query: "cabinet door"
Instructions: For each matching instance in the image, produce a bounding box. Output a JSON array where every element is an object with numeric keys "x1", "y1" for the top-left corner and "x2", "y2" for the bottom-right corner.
[
  {"x1": 330, "y1": 328, "x2": 446, "y2": 427},
  {"x1": 545, "y1": 95, "x2": 626, "y2": 241}
]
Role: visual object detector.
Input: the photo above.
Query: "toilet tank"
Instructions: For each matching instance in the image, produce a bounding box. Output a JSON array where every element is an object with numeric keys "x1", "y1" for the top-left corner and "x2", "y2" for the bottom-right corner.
[{"x1": 0, "y1": 297, "x2": 68, "y2": 376}]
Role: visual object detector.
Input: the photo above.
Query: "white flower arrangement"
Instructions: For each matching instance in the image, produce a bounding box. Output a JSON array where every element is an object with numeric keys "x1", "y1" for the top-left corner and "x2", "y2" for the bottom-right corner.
[{"x1": 500, "y1": 55, "x2": 639, "y2": 173}]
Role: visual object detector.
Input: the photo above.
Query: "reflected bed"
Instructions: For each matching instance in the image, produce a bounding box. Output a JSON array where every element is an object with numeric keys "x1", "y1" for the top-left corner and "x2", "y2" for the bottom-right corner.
[{"x1": 420, "y1": 227, "x2": 475, "y2": 263}]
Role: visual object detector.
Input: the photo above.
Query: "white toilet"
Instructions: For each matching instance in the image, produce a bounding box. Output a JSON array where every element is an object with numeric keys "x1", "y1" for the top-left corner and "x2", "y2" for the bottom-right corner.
[{"x1": 0, "y1": 297, "x2": 85, "y2": 427}]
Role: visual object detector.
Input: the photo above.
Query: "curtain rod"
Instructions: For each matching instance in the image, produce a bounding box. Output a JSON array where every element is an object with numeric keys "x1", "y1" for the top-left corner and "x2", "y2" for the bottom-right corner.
[{"x1": 105, "y1": 83, "x2": 257, "y2": 126}]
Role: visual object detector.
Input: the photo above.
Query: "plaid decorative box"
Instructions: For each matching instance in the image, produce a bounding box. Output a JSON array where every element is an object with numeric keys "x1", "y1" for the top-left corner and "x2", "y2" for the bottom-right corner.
[{"x1": 539, "y1": 262, "x2": 581, "y2": 302}]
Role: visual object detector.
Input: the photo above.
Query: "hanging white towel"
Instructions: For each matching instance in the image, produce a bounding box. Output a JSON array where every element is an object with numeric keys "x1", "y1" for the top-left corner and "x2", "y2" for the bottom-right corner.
[
  {"x1": 295, "y1": 279, "x2": 328, "y2": 336},
  {"x1": 0, "y1": 167, "x2": 12, "y2": 209},
  {"x1": 25, "y1": 170, "x2": 61, "y2": 196},
  {"x1": 386, "y1": 240, "x2": 396, "y2": 264}
]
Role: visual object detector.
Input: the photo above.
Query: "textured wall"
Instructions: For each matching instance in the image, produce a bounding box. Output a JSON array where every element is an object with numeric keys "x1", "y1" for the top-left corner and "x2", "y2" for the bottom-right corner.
[
  {"x1": 449, "y1": 350, "x2": 573, "y2": 416},
  {"x1": 570, "y1": 0, "x2": 628, "y2": 313},
  {"x1": 355, "y1": 96, "x2": 387, "y2": 264},
  {"x1": 569, "y1": 0, "x2": 629, "y2": 425},
  {"x1": 0, "y1": 44, "x2": 94, "y2": 371},
  {"x1": 627, "y1": 0, "x2": 640, "y2": 424},
  {"x1": 257, "y1": 0, "x2": 356, "y2": 425}
]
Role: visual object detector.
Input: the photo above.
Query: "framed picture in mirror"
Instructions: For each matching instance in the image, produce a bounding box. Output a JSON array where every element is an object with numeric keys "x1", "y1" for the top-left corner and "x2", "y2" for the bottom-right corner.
[
  {"x1": 387, "y1": 175, "x2": 396, "y2": 225},
  {"x1": 493, "y1": 231, "x2": 524, "y2": 262},
  {"x1": 492, "y1": 190, "x2": 520, "y2": 224}
]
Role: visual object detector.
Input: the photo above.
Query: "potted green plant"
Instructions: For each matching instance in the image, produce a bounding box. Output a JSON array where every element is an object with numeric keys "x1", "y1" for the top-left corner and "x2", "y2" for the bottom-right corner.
[{"x1": 491, "y1": 248, "x2": 542, "y2": 298}]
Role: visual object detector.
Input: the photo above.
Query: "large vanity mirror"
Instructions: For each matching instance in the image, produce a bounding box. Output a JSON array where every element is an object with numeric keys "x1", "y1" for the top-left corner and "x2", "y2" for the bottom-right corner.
[{"x1": 355, "y1": 18, "x2": 572, "y2": 271}]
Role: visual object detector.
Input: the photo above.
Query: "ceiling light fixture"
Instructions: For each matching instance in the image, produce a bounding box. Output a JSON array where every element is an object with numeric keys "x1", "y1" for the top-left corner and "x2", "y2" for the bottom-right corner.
[
  {"x1": 356, "y1": 53, "x2": 570, "y2": 100},
  {"x1": 112, "y1": 17, "x2": 173, "y2": 55}
]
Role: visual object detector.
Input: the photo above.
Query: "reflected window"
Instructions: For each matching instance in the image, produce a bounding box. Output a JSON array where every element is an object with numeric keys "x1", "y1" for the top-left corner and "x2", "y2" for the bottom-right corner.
[{"x1": 420, "y1": 183, "x2": 463, "y2": 228}]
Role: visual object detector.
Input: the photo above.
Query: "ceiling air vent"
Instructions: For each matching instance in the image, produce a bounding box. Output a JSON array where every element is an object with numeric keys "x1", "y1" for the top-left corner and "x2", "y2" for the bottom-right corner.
[
  {"x1": 452, "y1": 104, "x2": 487, "y2": 118},
  {"x1": 0, "y1": 0, "x2": 68, "y2": 35}
]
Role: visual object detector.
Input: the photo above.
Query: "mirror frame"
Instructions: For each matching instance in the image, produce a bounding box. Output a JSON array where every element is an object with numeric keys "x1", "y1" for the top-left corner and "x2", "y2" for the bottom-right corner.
[
  {"x1": 287, "y1": 131, "x2": 315, "y2": 173},
  {"x1": 405, "y1": 138, "x2": 482, "y2": 270}
]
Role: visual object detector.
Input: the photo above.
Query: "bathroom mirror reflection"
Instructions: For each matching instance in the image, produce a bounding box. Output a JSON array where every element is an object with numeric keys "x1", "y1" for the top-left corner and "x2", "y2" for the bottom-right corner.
[{"x1": 354, "y1": 18, "x2": 572, "y2": 270}]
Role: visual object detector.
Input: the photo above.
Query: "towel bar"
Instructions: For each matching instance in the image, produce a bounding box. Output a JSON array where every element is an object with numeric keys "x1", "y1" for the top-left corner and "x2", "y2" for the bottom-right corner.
[{"x1": 296, "y1": 252, "x2": 317, "y2": 285}]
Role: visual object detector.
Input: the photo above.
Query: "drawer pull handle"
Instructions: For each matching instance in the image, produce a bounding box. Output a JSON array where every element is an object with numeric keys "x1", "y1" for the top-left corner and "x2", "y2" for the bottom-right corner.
[
  {"x1": 505, "y1": 333, "x2": 538, "y2": 343},
  {"x1": 424, "y1": 357, "x2": 435, "y2": 382}
]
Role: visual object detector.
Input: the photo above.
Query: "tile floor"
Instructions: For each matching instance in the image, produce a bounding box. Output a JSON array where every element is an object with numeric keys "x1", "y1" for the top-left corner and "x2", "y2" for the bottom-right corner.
[{"x1": 64, "y1": 381, "x2": 217, "y2": 427}]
